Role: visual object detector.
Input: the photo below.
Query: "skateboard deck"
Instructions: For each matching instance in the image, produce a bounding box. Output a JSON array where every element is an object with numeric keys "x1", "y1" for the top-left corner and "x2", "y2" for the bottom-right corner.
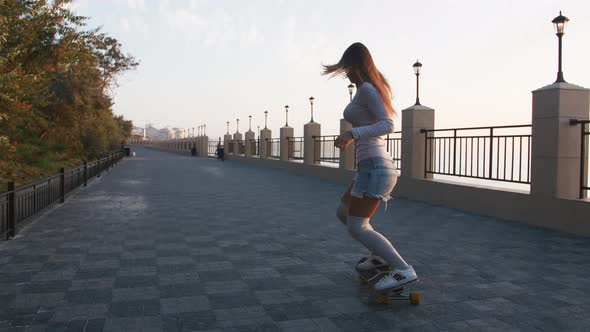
[{"x1": 355, "y1": 257, "x2": 421, "y2": 305}]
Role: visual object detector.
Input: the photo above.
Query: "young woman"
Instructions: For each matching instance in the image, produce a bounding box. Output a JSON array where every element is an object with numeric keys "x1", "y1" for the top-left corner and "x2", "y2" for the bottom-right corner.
[{"x1": 323, "y1": 42, "x2": 417, "y2": 291}]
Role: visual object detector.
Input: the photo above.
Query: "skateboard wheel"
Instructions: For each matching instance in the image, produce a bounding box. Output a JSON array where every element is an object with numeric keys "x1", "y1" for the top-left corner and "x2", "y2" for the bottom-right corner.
[
  {"x1": 409, "y1": 292, "x2": 421, "y2": 305},
  {"x1": 377, "y1": 291, "x2": 390, "y2": 304}
]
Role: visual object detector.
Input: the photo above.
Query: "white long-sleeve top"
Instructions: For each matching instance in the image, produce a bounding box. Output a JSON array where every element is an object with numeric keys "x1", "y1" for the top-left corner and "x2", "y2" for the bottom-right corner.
[{"x1": 343, "y1": 82, "x2": 395, "y2": 163}]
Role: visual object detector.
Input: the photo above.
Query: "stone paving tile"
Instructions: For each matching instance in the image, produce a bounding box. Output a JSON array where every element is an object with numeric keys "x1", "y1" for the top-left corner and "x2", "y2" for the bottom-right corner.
[{"x1": 2, "y1": 147, "x2": 590, "y2": 331}]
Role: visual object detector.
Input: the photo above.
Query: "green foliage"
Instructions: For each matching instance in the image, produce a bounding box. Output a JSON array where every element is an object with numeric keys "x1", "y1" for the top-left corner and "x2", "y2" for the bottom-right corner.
[{"x1": 0, "y1": 0, "x2": 138, "y2": 188}]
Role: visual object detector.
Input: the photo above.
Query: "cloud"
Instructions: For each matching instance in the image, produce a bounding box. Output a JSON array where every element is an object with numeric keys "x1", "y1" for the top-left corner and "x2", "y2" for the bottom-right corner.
[
  {"x1": 240, "y1": 24, "x2": 264, "y2": 45},
  {"x1": 157, "y1": 1, "x2": 264, "y2": 49},
  {"x1": 111, "y1": 0, "x2": 147, "y2": 11},
  {"x1": 64, "y1": 0, "x2": 89, "y2": 12},
  {"x1": 120, "y1": 15, "x2": 148, "y2": 36}
]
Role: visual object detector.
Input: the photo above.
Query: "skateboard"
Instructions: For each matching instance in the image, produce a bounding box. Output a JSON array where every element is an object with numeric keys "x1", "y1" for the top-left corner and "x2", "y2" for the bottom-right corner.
[{"x1": 355, "y1": 257, "x2": 421, "y2": 305}]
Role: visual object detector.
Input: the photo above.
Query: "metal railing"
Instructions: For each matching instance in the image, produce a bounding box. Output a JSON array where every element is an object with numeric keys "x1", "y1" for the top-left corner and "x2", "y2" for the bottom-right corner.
[
  {"x1": 570, "y1": 119, "x2": 590, "y2": 199},
  {"x1": 248, "y1": 139, "x2": 259, "y2": 156},
  {"x1": 385, "y1": 132, "x2": 402, "y2": 170},
  {"x1": 208, "y1": 141, "x2": 218, "y2": 157},
  {"x1": 314, "y1": 135, "x2": 340, "y2": 164},
  {"x1": 421, "y1": 125, "x2": 532, "y2": 184},
  {"x1": 266, "y1": 138, "x2": 280, "y2": 159},
  {"x1": 1, "y1": 151, "x2": 124, "y2": 240},
  {"x1": 288, "y1": 137, "x2": 304, "y2": 160}
]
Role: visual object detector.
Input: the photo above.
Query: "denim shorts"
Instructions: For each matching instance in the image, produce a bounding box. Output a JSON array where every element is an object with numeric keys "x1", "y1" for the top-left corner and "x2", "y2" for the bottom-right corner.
[{"x1": 350, "y1": 157, "x2": 398, "y2": 211}]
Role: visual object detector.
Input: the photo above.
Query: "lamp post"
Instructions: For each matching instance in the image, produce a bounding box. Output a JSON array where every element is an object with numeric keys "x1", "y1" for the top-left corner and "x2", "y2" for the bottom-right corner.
[
  {"x1": 236, "y1": 119, "x2": 239, "y2": 133},
  {"x1": 226, "y1": 121, "x2": 229, "y2": 134},
  {"x1": 249, "y1": 115, "x2": 252, "y2": 131},
  {"x1": 413, "y1": 60, "x2": 422, "y2": 105},
  {"x1": 552, "y1": 11, "x2": 569, "y2": 83},
  {"x1": 192, "y1": 127, "x2": 194, "y2": 137},
  {"x1": 309, "y1": 97, "x2": 315, "y2": 122},
  {"x1": 285, "y1": 105, "x2": 289, "y2": 126},
  {"x1": 348, "y1": 84, "x2": 354, "y2": 101},
  {"x1": 264, "y1": 111, "x2": 268, "y2": 129},
  {"x1": 204, "y1": 125, "x2": 206, "y2": 136}
]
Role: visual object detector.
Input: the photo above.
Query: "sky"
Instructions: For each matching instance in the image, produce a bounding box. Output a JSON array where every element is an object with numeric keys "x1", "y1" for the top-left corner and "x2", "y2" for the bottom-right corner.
[{"x1": 69, "y1": 0, "x2": 590, "y2": 141}]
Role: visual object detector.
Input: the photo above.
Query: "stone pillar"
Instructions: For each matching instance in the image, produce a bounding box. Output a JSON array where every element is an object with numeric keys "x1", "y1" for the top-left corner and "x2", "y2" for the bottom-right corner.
[
  {"x1": 260, "y1": 128, "x2": 272, "y2": 159},
  {"x1": 200, "y1": 136, "x2": 208, "y2": 157},
  {"x1": 401, "y1": 104, "x2": 435, "y2": 179},
  {"x1": 280, "y1": 126, "x2": 294, "y2": 161},
  {"x1": 223, "y1": 134, "x2": 232, "y2": 155},
  {"x1": 339, "y1": 119, "x2": 355, "y2": 170},
  {"x1": 531, "y1": 82, "x2": 590, "y2": 199},
  {"x1": 233, "y1": 132, "x2": 242, "y2": 156},
  {"x1": 245, "y1": 130, "x2": 255, "y2": 157},
  {"x1": 304, "y1": 121, "x2": 321, "y2": 165}
]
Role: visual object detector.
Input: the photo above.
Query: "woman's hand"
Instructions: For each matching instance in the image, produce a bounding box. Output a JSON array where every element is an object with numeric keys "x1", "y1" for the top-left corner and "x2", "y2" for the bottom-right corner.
[{"x1": 335, "y1": 130, "x2": 354, "y2": 150}]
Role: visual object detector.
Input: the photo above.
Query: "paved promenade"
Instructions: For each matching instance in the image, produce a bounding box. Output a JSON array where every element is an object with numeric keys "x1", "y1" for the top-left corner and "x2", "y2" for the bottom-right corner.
[{"x1": 1, "y1": 147, "x2": 590, "y2": 331}]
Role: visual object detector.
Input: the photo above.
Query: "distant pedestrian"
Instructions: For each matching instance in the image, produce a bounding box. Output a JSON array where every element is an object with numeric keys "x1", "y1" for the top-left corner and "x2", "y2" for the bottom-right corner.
[
  {"x1": 216, "y1": 144, "x2": 224, "y2": 162},
  {"x1": 323, "y1": 42, "x2": 417, "y2": 291}
]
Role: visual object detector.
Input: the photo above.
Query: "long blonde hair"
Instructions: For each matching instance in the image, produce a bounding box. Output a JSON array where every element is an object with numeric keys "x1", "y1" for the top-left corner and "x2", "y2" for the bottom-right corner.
[{"x1": 322, "y1": 42, "x2": 395, "y2": 116}]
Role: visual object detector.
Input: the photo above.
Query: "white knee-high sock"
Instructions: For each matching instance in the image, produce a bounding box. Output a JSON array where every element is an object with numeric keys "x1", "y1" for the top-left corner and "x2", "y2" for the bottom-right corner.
[{"x1": 347, "y1": 216, "x2": 409, "y2": 270}]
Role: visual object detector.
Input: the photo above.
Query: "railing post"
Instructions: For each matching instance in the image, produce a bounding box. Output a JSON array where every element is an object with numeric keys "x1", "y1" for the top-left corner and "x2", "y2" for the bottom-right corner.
[
  {"x1": 280, "y1": 126, "x2": 293, "y2": 161},
  {"x1": 580, "y1": 123, "x2": 586, "y2": 199},
  {"x1": 7, "y1": 182, "x2": 16, "y2": 239},
  {"x1": 259, "y1": 128, "x2": 272, "y2": 159},
  {"x1": 339, "y1": 119, "x2": 355, "y2": 170},
  {"x1": 304, "y1": 121, "x2": 321, "y2": 165},
  {"x1": 233, "y1": 132, "x2": 242, "y2": 157},
  {"x1": 423, "y1": 130, "x2": 428, "y2": 178},
  {"x1": 47, "y1": 178, "x2": 51, "y2": 205},
  {"x1": 488, "y1": 128, "x2": 494, "y2": 179},
  {"x1": 531, "y1": 82, "x2": 589, "y2": 199},
  {"x1": 59, "y1": 167, "x2": 65, "y2": 204},
  {"x1": 401, "y1": 104, "x2": 435, "y2": 180},
  {"x1": 33, "y1": 184, "x2": 37, "y2": 214},
  {"x1": 97, "y1": 157, "x2": 101, "y2": 178},
  {"x1": 83, "y1": 161, "x2": 88, "y2": 187},
  {"x1": 453, "y1": 129, "x2": 458, "y2": 175},
  {"x1": 245, "y1": 130, "x2": 255, "y2": 157}
]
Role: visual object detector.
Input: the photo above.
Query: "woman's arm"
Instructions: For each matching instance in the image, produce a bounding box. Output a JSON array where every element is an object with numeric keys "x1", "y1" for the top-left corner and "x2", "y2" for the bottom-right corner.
[{"x1": 350, "y1": 84, "x2": 394, "y2": 139}]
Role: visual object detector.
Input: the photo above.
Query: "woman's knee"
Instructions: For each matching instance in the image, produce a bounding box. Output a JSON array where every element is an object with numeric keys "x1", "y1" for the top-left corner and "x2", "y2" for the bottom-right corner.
[
  {"x1": 336, "y1": 204, "x2": 348, "y2": 225},
  {"x1": 347, "y1": 216, "x2": 370, "y2": 239}
]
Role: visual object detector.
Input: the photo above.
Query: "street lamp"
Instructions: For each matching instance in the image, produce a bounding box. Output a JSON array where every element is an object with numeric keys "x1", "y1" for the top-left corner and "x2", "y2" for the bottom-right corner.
[
  {"x1": 285, "y1": 105, "x2": 289, "y2": 126},
  {"x1": 348, "y1": 84, "x2": 354, "y2": 101},
  {"x1": 249, "y1": 115, "x2": 252, "y2": 131},
  {"x1": 309, "y1": 97, "x2": 315, "y2": 122},
  {"x1": 552, "y1": 11, "x2": 569, "y2": 83},
  {"x1": 226, "y1": 121, "x2": 229, "y2": 134},
  {"x1": 413, "y1": 60, "x2": 422, "y2": 105},
  {"x1": 264, "y1": 111, "x2": 268, "y2": 129},
  {"x1": 192, "y1": 127, "x2": 195, "y2": 137},
  {"x1": 204, "y1": 124, "x2": 206, "y2": 136},
  {"x1": 236, "y1": 119, "x2": 239, "y2": 133}
]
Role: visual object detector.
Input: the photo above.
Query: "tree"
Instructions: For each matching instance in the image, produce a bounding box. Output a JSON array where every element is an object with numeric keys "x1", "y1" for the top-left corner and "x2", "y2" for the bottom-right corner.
[{"x1": 0, "y1": 0, "x2": 138, "y2": 186}]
